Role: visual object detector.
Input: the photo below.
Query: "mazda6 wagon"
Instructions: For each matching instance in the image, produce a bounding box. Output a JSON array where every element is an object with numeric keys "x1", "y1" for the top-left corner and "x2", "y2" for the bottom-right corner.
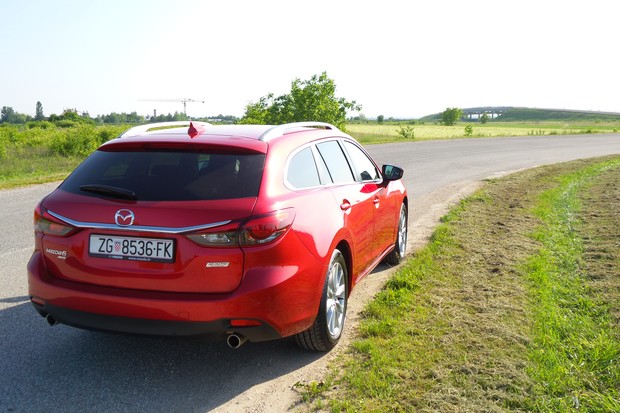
[{"x1": 28, "y1": 121, "x2": 407, "y2": 351}]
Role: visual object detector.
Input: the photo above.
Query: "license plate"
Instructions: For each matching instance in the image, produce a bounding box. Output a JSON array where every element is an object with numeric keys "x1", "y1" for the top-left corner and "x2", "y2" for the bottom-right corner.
[{"x1": 89, "y1": 234, "x2": 175, "y2": 263}]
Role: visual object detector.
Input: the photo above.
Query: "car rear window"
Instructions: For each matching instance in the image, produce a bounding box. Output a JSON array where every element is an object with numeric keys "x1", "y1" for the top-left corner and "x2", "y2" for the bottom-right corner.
[{"x1": 60, "y1": 150, "x2": 265, "y2": 201}]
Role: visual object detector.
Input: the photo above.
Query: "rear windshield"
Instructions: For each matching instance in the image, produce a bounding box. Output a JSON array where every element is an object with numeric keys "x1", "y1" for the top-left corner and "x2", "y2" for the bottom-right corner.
[{"x1": 61, "y1": 150, "x2": 265, "y2": 201}]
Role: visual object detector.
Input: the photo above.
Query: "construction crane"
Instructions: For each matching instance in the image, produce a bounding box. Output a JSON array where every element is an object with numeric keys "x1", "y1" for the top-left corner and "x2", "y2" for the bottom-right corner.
[{"x1": 138, "y1": 98, "x2": 205, "y2": 115}]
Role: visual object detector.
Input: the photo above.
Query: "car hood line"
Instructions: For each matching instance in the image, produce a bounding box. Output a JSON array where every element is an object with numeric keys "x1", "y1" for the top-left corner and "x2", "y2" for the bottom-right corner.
[{"x1": 47, "y1": 210, "x2": 232, "y2": 234}]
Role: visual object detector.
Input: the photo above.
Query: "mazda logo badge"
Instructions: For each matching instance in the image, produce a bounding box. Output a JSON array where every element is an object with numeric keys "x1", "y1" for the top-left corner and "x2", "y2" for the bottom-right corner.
[{"x1": 115, "y1": 209, "x2": 135, "y2": 227}]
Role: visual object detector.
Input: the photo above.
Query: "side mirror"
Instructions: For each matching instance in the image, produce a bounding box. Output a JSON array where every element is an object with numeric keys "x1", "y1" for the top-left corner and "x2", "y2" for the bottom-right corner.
[{"x1": 382, "y1": 164, "x2": 404, "y2": 181}]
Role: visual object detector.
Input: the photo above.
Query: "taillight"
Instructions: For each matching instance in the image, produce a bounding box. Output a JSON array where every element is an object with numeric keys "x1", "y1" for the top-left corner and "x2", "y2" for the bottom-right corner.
[
  {"x1": 186, "y1": 222, "x2": 240, "y2": 247},
  {"x1": 185, "y1": 209, "x2": 295, "y2": 247},
  {"x1": 33, "y1": 205, "x2": 76, "y2": 237},
  {"x1": 239, "y1": 210, "x2": 295, "y2": 246}
]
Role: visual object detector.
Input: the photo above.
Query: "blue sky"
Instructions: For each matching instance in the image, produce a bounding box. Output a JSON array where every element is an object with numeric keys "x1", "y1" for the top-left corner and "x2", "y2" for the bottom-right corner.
[{"x1": 1, "y1": 0, "x2": 619, "y2": 119}]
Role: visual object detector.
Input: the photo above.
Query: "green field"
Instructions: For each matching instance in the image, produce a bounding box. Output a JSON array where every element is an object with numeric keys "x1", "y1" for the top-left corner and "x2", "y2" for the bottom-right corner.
[{"x1": 347, "y1": 122, "x2": 620, "y2": 144}]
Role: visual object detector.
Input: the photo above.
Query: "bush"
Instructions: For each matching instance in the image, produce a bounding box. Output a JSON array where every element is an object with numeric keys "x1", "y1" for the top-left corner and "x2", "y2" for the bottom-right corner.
[
  {"x1": 50, "y1": 125, "x2": 99, "y2": 157},
  {"x1": 96, "y1": 125, "x2": 127, "y2": 144},
  {"x1": 0, "y1": 125, "x2": 16, "y2": 149},
  {"x1": 464, "y1": 124, "x2": 474, "y2": 136},
  {"x1": 26, "y1": 121, "x2": 54, "y2": 129},
  {"x1": 396, "y1": 125, "x2": 415, "y2": 139},
  {"x1": 54, "y1": 120, "x2": 79, "y2": 128},
  {"x1": 0, "y1": 135, "x2": 7, "y2": 159}
]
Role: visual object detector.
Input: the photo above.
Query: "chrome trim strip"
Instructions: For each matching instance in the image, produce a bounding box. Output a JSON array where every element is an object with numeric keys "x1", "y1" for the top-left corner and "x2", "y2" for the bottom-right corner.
[{"x1": 47, "y1": 210, "x2": 231, "y2": 234}]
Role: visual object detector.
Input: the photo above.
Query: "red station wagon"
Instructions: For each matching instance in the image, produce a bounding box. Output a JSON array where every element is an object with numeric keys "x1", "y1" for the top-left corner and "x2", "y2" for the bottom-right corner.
[{"x1": 28, "y1": 121, "x2": 408, "y2": 351}]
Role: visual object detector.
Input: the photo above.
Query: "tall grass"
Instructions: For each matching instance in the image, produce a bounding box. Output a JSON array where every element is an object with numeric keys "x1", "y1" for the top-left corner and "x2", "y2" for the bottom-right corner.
[{"x1": 0, "y1": 123, "x2": 127, "y2": 188}]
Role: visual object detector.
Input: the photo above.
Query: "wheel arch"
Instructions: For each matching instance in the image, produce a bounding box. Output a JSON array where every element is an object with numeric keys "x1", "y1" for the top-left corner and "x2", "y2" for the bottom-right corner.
[{"x1": 334, "y1": 240, "x2": 353, "y2": 298}]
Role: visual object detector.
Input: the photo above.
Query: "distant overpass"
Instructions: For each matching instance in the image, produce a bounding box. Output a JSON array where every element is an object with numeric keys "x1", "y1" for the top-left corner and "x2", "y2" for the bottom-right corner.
[
  {"x1": 462, "y1": 106, "x2": 512, "y2": 120},
  {"x1": 461, "y1": 106, "x2": 620, "y2": 120}
]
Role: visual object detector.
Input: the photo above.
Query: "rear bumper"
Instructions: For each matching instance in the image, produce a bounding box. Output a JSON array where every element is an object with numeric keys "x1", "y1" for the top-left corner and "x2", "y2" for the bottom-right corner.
[
  {"x1": 28, "y1": 250, "x2": 325, "y2": 341},
  {"x1": 35, "y1": 302, "x2": 280, "y2": 341}
]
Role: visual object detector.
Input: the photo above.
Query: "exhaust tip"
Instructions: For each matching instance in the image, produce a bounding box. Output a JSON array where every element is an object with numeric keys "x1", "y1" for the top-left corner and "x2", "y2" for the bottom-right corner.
[
  {"x1": 46, "y1": 314, "x2": 58, "y2": 326},
  {"x1": 226, "y1": 333, "x2": 247, "y2": 349}
]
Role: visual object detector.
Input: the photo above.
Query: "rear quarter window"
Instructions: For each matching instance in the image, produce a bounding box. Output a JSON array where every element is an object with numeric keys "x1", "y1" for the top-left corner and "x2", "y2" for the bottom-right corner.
[{"x1": 286, "y1": 147, "x2": 321, "y2": 189}]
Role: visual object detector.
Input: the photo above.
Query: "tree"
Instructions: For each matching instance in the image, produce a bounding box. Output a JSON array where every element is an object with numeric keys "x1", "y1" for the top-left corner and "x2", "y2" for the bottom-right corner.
[
  {"x1": 377, "y1": 115, "x2": 384, "y2": 124},
  {"x1": 0, "y1": 106, "x2": 28, "y2": 124},
  {"x1": 480, "y1": 113, "x2": 489, "y2": 124},
  {"x1": 239, "y1": 94, "x2": 272, "y2": 125},
  {"x1": 35, "y1": 101, "x2": 45, "y2": 121},
  {"x1": 0, "y1": 106, "x2": 15, "y2": 123},
  {"x1": 49, "y1": 109, "x2": 94, "y2": 126},
  {"x1": 441, "y1": 107, "x2": 463, "y2": 126},
  {"x1": 98, "y1": 111, "x2": 146, "y2": 124},
  {"x1": 239, "y1": 72, "x2": 361, "y2": 130}
]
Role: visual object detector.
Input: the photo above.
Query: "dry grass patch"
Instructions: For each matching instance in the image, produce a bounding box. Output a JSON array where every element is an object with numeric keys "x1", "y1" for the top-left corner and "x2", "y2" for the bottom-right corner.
[{"x1": 579, "y1": 167, "x2": 620, "y2": 328}]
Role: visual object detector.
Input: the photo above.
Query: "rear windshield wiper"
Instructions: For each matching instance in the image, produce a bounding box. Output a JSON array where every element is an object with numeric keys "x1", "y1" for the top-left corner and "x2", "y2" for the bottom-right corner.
[{"x1": 79, "y1": 184, "x2": 137, "y2": 200}]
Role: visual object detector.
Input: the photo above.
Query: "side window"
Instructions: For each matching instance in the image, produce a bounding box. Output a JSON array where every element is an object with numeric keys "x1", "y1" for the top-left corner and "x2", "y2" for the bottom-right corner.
[
  {"x1": 316, "y1": 141, "x2": 355, "y2": 184},
  {"x1": 287, "y1": 147, "x2": 321, "y2": 189},
  {"x1": 343, "y1": 141, "x2": 380, "y2": 181}
]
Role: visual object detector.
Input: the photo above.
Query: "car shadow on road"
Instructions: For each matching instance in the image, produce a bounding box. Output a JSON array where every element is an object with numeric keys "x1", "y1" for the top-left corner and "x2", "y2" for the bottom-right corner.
[{"x1": 0, "y1": 301, "x2": 324, "y2": 412}]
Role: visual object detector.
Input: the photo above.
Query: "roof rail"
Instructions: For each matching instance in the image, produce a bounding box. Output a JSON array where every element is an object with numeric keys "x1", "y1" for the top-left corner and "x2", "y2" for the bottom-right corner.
[
  {"x1": 118, "y1": 121, "x2": 212, "y2": 138},
  {"x1": 259, "y1": 122, "x2": 339, "y2": 142}
]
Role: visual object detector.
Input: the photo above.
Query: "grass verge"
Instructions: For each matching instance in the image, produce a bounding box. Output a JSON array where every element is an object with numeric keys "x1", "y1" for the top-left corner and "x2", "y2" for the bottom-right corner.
[
  {"x1": 525, "y1": 161, "x2": 620, "y2": 411},
  {"x1": 297, "y1": 156, "x2": 620, "y2": 412}
]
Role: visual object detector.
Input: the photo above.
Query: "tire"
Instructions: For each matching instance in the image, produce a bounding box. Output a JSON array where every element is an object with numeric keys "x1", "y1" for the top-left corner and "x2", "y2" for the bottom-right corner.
[
  {"x1": 384, "y1": 203, "x2": 408, "y2": 266},
  {"x1": 295, "y1": 249, "x2": 348, "y2": 352}
]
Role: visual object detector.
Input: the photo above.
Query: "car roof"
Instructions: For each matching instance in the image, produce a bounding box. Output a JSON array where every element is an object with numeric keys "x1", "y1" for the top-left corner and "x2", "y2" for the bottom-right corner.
[
  {"x1": 102, "y1": 121, "x2": 351, "y2": 153},
  {"x1": 120, "y1": 121, "x2": 346, "y2": 140}
]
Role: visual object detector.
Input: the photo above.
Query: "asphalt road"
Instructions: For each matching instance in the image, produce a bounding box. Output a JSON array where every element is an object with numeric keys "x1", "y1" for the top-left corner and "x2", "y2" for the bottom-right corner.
[{"x1": 1, "y1": 133, "x2": 619, "y2": 412}]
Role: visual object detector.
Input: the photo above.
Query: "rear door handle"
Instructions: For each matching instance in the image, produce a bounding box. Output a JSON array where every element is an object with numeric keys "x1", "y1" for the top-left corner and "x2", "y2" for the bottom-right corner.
[{"x1": 340, "y1": 200, "x2": 351, "y2": 211}]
